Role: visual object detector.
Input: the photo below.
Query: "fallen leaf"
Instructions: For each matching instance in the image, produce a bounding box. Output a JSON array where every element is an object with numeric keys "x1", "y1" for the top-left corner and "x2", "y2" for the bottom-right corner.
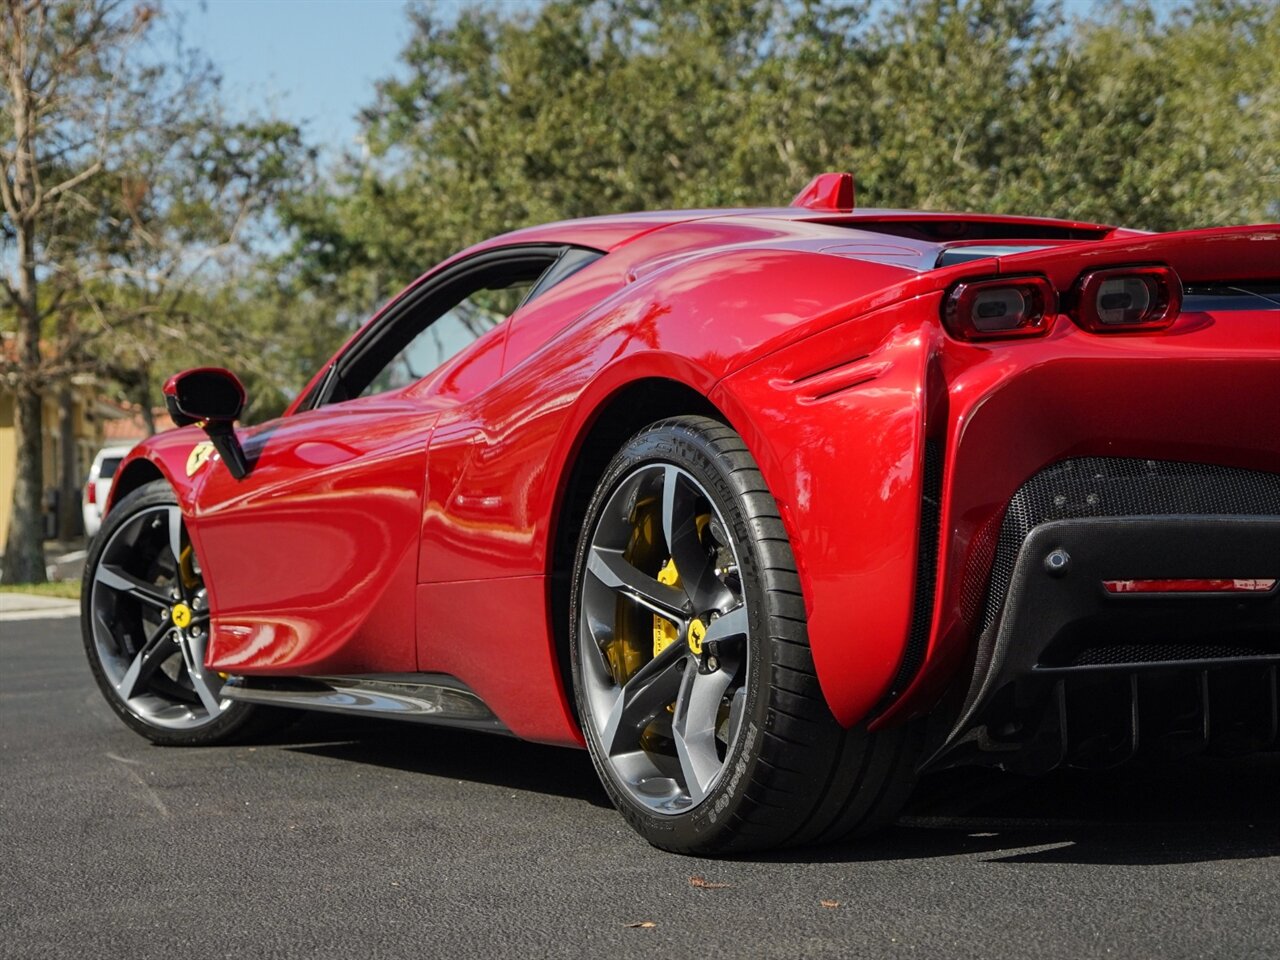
[
  {"x1": 820, "y1": 899, "x2": 840, "y2": 909},
  {"x1": 689, "y1": 875, "x2": 731, "y2": 889},
  {"x1": 624, "y1": 921, "x2": 657, "y2": 929}
]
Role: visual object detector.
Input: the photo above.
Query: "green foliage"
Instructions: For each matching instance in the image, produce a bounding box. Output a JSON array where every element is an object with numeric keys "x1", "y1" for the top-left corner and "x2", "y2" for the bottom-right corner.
[
  {"x1": 10, "y1": 0, "x2": 1277, "y2": 421},
  {"x1": 0, "y1": 580, "x2": 80, "y2": 599},
  {"x1": 278, "y1": 0, "x2": 1278, "y2": 328}
]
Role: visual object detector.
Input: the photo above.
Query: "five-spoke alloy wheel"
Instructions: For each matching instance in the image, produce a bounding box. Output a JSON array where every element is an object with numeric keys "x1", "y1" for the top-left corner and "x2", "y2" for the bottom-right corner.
[
  {"x1": 578, "y1": 460, "x2": 750, "y2": 813},
  {"x1": 81, "y1": 479, "x2": 265, "y2": 745}
]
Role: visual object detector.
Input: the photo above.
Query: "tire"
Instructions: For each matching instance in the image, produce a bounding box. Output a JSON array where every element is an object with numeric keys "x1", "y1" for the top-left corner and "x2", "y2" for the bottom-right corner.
[
  {"x1": 81, "y1": 479, "x2": 272, "y2": 746},
  {"x1": 569, "y1": 416, "x2": 920, "y2": 854}
]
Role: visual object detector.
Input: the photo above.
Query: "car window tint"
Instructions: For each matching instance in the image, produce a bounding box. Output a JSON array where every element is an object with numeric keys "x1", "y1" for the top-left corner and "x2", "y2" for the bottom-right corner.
[
  {"x1": 360, "y1": 281, "x2": 532, "y2": 398},
  {"x1": 100, "y1": 457, "x2": 123, "y2": 479}
]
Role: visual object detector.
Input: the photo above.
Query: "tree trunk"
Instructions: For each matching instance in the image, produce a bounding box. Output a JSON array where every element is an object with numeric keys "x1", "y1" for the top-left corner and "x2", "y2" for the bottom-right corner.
[
  {"x1": 1, "y1": 218, "x2": 47, "y2": 584},
  {"x1": 56, "y1": 385, "x2": 82, "y2": 541},
  {"x1": 2, "y1": 381, "x2": 47, "y2": 584},
  {"x1": 138, "y1": 364, "x2": 156, "y2": 436},
  {"x1": 2, "y1": 10, "x2": 47, "y2": 584}
]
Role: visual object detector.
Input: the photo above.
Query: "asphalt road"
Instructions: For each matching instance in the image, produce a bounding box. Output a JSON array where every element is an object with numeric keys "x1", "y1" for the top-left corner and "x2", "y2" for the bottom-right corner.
[{"x1": 2, "y1": 616, "x2": 1277, "y2": 960}]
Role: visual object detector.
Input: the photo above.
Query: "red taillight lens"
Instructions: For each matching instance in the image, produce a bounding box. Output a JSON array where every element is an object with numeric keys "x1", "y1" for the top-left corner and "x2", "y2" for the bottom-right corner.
[
  {"x1": 1073, "y1": 265, "x2": 1181, "y2": 332},
  {"x1": 86, "y1": 482, "x2": 97, "y2": 505},
  {"x1": 943, "y1": 276, "x2": 1056, "y2": 341}
]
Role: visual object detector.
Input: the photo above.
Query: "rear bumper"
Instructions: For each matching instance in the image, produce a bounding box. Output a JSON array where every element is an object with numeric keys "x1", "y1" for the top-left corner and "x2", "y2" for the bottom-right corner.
[{"x1": 923, "y1": 512, "x2": 1280, "y2": 772}]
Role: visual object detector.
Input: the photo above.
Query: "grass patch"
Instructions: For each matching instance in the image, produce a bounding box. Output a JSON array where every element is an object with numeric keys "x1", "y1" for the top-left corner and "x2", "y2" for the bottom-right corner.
[{"x1": 0, "y1": 580, "x2": 81, "y2": 600}]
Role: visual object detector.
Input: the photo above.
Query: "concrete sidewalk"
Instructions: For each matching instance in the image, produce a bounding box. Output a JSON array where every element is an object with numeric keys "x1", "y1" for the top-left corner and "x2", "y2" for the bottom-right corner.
[{"x1": 0, "y1": 592, "x2": 80, "y2": 622}]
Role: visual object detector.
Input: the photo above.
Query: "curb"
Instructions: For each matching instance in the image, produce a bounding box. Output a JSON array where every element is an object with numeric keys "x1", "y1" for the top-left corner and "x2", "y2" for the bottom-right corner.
[{"x1": 0, "y1": 594, "x2": 81, "y2": 622}]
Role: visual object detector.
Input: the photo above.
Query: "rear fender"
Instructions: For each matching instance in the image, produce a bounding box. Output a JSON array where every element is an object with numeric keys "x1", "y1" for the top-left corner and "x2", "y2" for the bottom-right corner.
[{"x1": 713, "y1": 295, "x2": 938, "y2": 727}]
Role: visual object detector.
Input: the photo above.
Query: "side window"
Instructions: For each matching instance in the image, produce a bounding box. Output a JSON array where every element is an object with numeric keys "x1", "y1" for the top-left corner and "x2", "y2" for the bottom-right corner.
[
  {"x1": 360, "y1": 281, "x2": 531, "y2": 399},
  {"x1": 328, "y1": 253, "x2": 556, "y2": 405},
  {"x1": 314, "y1": 246, "x2": 605, "y2": 409}
]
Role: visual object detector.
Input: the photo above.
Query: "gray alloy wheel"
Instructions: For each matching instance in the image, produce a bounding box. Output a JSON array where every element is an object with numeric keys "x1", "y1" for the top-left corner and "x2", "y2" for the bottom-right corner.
[
  {"x1": 577, "y1": 461, "x2": 750, "y2": 814},
  {"x1": 81, "y1": 479, "x2": 267, "y2": 745},
  {"x1": 570, "y1": 417, "x2": 923, "y2": 855}
]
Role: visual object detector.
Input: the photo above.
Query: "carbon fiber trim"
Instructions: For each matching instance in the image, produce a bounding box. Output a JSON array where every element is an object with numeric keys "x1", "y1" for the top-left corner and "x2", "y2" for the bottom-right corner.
[{"x1": 979, "y1": 458, "x2": 1280, "y2": 636}]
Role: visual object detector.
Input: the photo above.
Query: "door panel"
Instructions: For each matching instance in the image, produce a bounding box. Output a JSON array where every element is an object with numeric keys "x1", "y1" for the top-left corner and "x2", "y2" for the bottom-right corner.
[
  {"x1": 193, "y1": 246, "x2": 563, "y2": 678},
  {"x1": 195, "y1": 395, "x2": 438, "y2": 675}
]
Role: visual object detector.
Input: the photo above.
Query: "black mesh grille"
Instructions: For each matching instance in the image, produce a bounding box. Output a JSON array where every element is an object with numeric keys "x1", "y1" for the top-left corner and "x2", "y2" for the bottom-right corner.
[
  {"x1": 1071, "y1": 642, "x2": 1277, "y2": 666},
  {"x1": 980, "y1": 458, "x2": 1280, "y2": 634}
]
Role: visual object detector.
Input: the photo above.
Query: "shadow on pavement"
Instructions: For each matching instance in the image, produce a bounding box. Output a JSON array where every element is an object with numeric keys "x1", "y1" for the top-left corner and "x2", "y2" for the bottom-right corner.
[
  {"x1": 760, "y1": 756, "x2": 1280, "y2": 866},
  {"x1": 273, "y1": 711, "x2": 612, "y2": 808},
  {"x1": 262, "y1": 711, "x2": 1280, "y2": 864}
]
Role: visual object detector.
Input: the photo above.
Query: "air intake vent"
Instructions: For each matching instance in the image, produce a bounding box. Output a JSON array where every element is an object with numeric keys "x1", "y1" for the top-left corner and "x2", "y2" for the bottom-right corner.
[{"x1": 979, "y1": 458, "x2": 1280, "y2": 636}]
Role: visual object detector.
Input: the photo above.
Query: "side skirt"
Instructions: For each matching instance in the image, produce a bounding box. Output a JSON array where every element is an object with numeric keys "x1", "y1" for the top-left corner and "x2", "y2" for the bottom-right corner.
[{"x1": 222, "y1": 674, "x2": 512, "y2": 735}]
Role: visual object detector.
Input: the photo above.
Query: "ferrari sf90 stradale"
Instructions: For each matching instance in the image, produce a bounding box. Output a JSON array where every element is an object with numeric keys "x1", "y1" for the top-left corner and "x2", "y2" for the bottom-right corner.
[{"x1": 82, "y1": 174, "x2": 1280, "y2": 853}]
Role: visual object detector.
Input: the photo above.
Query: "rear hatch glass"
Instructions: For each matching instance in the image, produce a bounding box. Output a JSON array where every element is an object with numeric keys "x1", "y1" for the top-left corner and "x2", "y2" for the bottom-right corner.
[{"x1": 1182, "y1": 283, "x2": 1280, "y2": 312}]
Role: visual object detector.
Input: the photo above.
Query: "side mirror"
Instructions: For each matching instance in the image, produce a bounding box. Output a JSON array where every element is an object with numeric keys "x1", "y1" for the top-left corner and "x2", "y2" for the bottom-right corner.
[{"x1": 163, "y1": 367, "x2": 251, "y2": 480}]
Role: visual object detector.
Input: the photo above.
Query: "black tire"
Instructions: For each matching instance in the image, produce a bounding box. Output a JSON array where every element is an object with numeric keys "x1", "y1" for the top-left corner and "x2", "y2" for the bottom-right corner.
[
  {"x1": 81, "y1": 479, "x2": 274, "y2": 746},
  {"x1": 569, "y1": 416, "x2": 920, "y2": 854}
]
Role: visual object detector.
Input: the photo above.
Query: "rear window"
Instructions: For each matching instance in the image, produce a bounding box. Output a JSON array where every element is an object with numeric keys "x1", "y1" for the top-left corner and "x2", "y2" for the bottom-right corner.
[
  {"x1": 1182, "y1": 283, "x2": 1280, "y2": 312},
  {"x1": 99, "y1": 457, "x2": 123, "y2": 479},
  {"x1": 936, "y1": 243, "x2": 1058, "y2": 267}
]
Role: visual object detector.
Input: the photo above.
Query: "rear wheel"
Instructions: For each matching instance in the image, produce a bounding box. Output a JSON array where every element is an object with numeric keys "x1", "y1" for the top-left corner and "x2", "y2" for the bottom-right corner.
[
  {"x1": 570, "y1": 416, "x2": 920, "y2": 854},
  {"x1": 81, "y1": 479, "x2": 270, "y2": 745}
]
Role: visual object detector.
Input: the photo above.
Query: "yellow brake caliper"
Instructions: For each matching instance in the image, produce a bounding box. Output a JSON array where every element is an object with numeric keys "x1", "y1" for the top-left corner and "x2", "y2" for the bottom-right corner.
[
  {"x1": 653, "y1": 558, "x2": 682, "y2": 656},
  {"x1": 606, "y1": 507, "x2": 709, "y2": 689},
  {"x1": 179, "y1": 545, "x2": 200, "y2": 591},
  {"x1": 651, "y1": 513, "x2": 711, "y2": 656}
]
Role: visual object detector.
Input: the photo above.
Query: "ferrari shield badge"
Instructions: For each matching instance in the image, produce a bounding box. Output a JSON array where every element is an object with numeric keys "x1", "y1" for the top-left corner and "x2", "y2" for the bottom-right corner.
[{"x1": 185, "y1": 441, "x2": 216, "y2": 477}]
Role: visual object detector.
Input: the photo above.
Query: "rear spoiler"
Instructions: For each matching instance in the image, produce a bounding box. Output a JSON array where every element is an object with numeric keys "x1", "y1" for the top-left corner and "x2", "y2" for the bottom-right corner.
[{"x1": 994, "y1": 224, "x2": 1280, "y2": 286}]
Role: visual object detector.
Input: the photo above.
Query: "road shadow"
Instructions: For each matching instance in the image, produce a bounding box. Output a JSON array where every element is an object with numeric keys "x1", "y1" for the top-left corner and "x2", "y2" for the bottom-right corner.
[
  {"x1": 257, "y1": 711, "x2": 1280, "y2": 863},
  {"x1": 752, "y1": 754, "x2": 1280, "y2": 867},
  {"x1": 270, "y1": 711, "x2": 612, "y2": 808}
]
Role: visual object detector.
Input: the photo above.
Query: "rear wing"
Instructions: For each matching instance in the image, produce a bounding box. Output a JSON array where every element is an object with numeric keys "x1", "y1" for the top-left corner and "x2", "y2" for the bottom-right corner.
[{"x1": 995, "y1": 224, "x2": 1280, "y2": 287}]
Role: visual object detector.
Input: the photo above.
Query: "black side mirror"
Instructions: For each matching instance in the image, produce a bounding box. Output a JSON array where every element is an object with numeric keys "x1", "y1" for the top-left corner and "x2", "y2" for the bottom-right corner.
[{"x1": 163, "y1": 367, "x2": 251, "y2": 480}]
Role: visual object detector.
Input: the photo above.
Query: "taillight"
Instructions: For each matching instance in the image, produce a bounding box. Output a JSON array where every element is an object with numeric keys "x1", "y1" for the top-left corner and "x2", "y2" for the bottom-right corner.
[
  {"x1": 1072, "y1": 265, "x2": 1181, "y2": 332},
  {"x1": 86, "y1": 482, "x2": 97, "y2": 505},
  {"x1": 943, "y1": 276, "x2": 1056, "y2": 341}
]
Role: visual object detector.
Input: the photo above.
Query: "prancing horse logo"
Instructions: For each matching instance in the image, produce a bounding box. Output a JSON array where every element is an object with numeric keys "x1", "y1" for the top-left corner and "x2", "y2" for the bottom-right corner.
[{"x1": 185, "y1": 441, "x2": 216, "y2": 477}]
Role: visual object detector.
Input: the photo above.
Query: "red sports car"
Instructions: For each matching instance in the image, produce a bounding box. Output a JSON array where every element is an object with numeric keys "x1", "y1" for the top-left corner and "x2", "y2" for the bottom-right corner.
[{"x1": 81, "y1": 174, "x2": 1280, "y2": 854}]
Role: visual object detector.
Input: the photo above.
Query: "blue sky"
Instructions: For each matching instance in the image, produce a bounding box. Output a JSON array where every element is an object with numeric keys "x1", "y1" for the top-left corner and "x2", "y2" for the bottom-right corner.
[{"x1": 179, "y1": 0, "x2": 420, "y2": 156}]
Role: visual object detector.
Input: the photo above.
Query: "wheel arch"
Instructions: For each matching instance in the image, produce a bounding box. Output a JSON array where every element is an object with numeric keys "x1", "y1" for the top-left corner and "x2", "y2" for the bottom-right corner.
[
  {"x1": 107, "y1": 458, "x2": 166, "y2": 513},
  {"x1": 105, "y1": 427, "x2": 209, "y2": 518}
]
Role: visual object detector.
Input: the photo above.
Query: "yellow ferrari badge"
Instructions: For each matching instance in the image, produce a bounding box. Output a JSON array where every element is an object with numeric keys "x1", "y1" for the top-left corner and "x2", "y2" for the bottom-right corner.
[
  {"x1": 186, "y1": 441, "x2": 216, "y2": 477},
  {"x1": 171, "y1": 603, "x2": 192, "y2": 629},
  {"x1": 688, "y1": 618, "x2": 707, "y2": 656}
]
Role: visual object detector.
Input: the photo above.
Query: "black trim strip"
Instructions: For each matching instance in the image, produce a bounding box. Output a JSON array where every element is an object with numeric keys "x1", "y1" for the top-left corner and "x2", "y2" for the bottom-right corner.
[
  {"x1": 879, "y1": 439, "x2": 943, "y2": 706},
  {"x1": 222, "y1": 673, "x2": 512, "y2": 734}
]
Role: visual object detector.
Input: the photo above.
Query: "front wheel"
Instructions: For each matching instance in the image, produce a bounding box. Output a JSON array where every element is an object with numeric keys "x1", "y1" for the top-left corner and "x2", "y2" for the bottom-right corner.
[
  {"x1": 81, "y1": 479, "x2": 270, "y2": 745},
  {"x1": 570, "y1": 416, "x2": 919, "y2": 854}
]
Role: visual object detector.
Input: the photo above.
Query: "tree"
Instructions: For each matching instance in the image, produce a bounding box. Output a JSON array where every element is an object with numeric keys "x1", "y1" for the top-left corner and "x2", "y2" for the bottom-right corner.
[
  {"x1": 1, "y1": 0, "x2": 149, "y2": 582},
  {"x1": 286, "y1": 0, "x2": 1277, "y2": 331},
  {"x1": 1, "y1": 0, "x2": 310, "y2": 581}
]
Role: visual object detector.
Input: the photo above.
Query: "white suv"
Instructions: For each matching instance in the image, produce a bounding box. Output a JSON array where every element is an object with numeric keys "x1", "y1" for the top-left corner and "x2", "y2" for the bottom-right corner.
[{"x1": 82, "y1": 445, "x2": 133, "y2": 538}]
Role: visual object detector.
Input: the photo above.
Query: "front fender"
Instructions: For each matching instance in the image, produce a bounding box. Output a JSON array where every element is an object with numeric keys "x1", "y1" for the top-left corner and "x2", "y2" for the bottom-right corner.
[
  {"x1": 106, "y1": 426, "x2": 213, "y2": 517},
  {"x1": 712, "y1": 294, "x2": 939, "y2": 728}
]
